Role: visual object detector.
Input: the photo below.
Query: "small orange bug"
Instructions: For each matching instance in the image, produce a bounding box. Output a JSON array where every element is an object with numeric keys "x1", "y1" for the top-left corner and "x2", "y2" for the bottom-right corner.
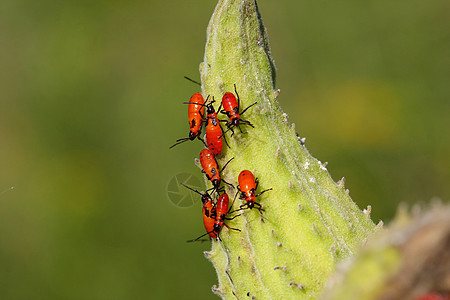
[
  {"x1": 237, "y1": 170, "x2": 272, "y2": 212},
  {"x1": 221, "y1": 84, "x2": 256, "y2": 136},
  {"x1": 182, "y1": 183, "x2": 218, "y2": 242},
  {"x1": 169, "y1": 93, "x2": 207, "y2": 149},
  {"x1": 199, "y1": 149, "x2": 234, "y2": 191},
  {"x1": 205, "y1": 99, "x2": 229, "y2": 155},
  {"x1": 213, "y1": 193, "x2": 240, "y2": 237}
]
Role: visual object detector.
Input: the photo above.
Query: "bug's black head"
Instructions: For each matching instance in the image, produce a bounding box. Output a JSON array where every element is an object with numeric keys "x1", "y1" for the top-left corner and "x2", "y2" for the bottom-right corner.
[
  {"x1": 212, "y1": 179, "x2": 220, "y2": 189},
  {"x1": 231, "y1": 118, "x2": 240, "y2": 127},
  {"x1": 206, "y1": 104, "x2": 215, "y2": 114},
  {"x1": 189, "y1": 131, "x2": 197, "y2": 140},
  {"x1": 213, "y1": 224, "x2": 221, "y2": 232},
  {"x1": 248, "y1": 201, "x2": 255, "y2": 209},
  {"x1": 201, "y1": 194, "x2": 210, "y2": 205}
]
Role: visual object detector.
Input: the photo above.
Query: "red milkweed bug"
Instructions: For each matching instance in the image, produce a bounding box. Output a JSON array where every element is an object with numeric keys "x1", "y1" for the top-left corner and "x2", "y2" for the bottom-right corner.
[
  {"x1": 169, "y1": 93, "x2": 207, "y2": 149},
  {"x1": 213, "y1": 192, "x2": 240, "y2": 237},
  {"x1": 236, "y1": 170, "x2": 272, "y2": 213},
  {"x1": 221, "y1": 84, "x2": 257, "y2": 137},
  {"x1": 180, "y1": 183, "x2": 217, "y2": 238},
  {"x1": 182, "y1": 184, "x2": 217, "y2": 242},
  {"x1": 188, "y1": 192, "x2": 240, "y2": 242},
  {"x1": 205, "y1": 98, "x2": 229, "y2": 155},
  {"x1": 199, "y1": 149, "x2": 234, "y2": 191}
]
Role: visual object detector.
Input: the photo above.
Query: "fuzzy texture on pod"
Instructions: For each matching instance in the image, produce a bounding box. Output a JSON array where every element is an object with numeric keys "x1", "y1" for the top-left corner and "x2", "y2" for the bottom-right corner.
[{"x1": 197, "y1": 0, "x2": 376, "y2": 298}]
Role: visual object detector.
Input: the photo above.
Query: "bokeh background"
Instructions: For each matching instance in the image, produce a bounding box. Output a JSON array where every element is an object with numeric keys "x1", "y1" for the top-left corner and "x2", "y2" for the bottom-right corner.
[{"x1": 1, "y1": 0, "x2": 448, "y2": 299}]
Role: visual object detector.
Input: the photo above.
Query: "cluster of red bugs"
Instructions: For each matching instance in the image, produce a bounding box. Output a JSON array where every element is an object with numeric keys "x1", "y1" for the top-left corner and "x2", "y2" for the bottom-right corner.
[{"x1": 170, "y1": 80, "x2": 272, "y2": 241}]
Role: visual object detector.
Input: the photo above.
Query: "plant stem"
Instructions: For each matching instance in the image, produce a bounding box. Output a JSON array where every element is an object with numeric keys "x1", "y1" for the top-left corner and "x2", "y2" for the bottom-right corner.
[{"x1": 199, "y1": 1, "x2": 376, "y2": 298}]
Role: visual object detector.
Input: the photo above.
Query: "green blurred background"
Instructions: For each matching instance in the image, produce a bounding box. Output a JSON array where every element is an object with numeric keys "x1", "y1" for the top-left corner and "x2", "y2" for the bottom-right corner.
[{"x1": 0, "y1": 0, "x2": 448, "y2": 299}]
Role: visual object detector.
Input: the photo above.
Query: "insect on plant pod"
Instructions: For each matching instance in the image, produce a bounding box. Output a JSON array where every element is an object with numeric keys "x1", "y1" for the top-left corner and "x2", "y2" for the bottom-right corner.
[
  {"x1": 221, "y1": 84, "x2": 257, "y2": 137},
  {"x1": 199, "y1": 149, "x2": 234, "y2": 192},
  {"x1": 237, "y1": 170, "x2": 272, "y2": 213},
  {"x1": 205, "y1": 98, "x2": 228, "y2": 155},
  {"x1": 169, "y1": 93, "x2": 207, "y2": 149}
]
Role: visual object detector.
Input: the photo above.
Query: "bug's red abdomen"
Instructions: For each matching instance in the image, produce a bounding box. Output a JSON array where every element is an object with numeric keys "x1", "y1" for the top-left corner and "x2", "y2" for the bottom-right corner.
[
  {"x1": 202, "y1": 200, "x2": 217, "y2": 239},
  {"x1": 199, "y1": 149, "x2": 220, "y2": 188},
  {"x1": 222, "y1": 92, "x2": 240, "y2": 121},
  {"x1": 188, "y1": 93, "x2": 205, "y2": 137},
  {"x1": 188, "y1": 93, "x2": 204, "y2": 116},
  {"x1": 206, "y1": 111, "x2": 223, "y2": 155},
  {"x1": 215, "y1": 193, "x2": 230, "y2": 221},
  {"x1": 238, "y1": 170, "x2": 256, "y2": 203},
  {"x1": 212, "y1": 193, "x2": 230, "y2": 236},
  {"x1": 189, "y1": 115, "x2": 202, "y2": 136}
]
